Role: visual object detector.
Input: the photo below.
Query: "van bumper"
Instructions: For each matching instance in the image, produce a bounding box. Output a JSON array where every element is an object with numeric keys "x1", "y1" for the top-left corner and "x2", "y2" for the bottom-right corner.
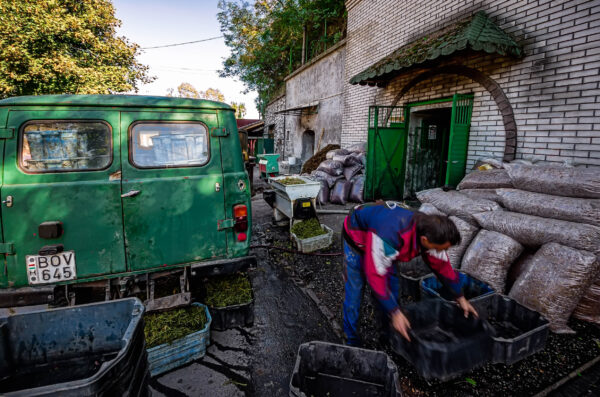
[
  {"x1": 190, "y1": 255, "x2": 257, "y2": 277},
  {"x1": 0, "y1": 255, "x2": 257, "y2": 308},
  {"x1": 0, "y1": 286, "x2": 54, "y2": 308}
]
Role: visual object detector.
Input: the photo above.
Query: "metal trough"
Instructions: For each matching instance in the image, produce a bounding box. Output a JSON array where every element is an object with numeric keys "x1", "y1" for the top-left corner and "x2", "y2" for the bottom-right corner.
[{"x1": 266, "y1": 175, "x2": 321, "y2": 221}]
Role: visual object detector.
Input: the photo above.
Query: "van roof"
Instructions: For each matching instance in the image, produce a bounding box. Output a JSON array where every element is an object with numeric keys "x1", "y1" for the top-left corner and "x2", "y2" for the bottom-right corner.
[{"x1": 0, "y1": 95, "x2": 234, "y2": 110}]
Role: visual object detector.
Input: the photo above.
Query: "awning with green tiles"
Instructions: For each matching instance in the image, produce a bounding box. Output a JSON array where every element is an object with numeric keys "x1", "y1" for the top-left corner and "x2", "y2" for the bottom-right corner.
[{"x1": 349, "y1": 11, "x2": 522, "y2": 86}]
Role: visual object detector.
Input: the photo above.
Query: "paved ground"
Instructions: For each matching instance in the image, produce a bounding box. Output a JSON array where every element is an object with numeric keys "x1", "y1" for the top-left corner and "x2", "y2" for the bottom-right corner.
[
  {"x1": 149, "y1": 192, "x2": 340, "y2": 397},
  {"x1": 149, "y1": 168, "x2": 600, "y2": 396}
]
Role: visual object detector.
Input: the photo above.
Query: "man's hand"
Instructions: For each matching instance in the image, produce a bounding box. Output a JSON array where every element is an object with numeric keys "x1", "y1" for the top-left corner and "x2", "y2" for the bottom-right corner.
[
  {"x1": 391, "y1": 310, "x2": 411, "y2": 341},
  {"x1": 456, "y1": 296, "x2": 479, "y2": 318}
]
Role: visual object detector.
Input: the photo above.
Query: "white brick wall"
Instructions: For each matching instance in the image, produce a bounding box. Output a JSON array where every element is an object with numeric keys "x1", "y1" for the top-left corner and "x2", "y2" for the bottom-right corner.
[{"x1": 343, "y1": 0, "x2": 600, "y2": 168}]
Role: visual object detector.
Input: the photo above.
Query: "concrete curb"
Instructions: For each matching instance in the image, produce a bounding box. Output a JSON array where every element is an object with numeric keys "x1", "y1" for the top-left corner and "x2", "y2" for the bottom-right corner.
[{"x1": 532, "y1": 354, "x2": 600, "y2": 397}]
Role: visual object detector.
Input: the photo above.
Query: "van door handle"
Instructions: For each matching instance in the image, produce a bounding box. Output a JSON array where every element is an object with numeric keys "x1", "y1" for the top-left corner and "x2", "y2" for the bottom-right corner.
[
  {"x1": 121, "y1": 190, "x2": 141, "y2": 198},
  {"x1": 2, "y1": 196, "x2": 13, "y2": 207}
]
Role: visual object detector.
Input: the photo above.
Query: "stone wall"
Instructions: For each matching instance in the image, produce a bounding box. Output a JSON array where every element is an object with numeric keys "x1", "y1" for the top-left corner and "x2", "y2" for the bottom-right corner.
[
  {"x1": 264, "y1": 94, "x2": 286, "y2": 155},
  {"x1": 283, "y1": 41, "x2": 346, "y2": 160},
  {"x1": 343, "y1": 0, "x2": 600, "y2": 168}
]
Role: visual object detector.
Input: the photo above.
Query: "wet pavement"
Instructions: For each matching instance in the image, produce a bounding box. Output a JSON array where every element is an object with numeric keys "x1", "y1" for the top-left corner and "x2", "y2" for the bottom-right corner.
[
  {"x1": 149, "y1": 194, "x2": 339, "y2": 397},
  {"x1": 150, "y1": 170, "x2": 600, "y2": 396}
]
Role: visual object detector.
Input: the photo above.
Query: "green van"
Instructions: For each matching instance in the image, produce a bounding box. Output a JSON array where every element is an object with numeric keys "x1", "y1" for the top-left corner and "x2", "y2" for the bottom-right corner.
[{"x1": 0, "y1": 95, "x2": 254, "y2": 308}]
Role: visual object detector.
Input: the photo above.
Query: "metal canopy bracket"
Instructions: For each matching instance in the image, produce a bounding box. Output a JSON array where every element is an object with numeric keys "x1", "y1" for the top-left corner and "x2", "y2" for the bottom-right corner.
[{"x1": 275, "y1": 101, "x2": 319, "y2": 116}]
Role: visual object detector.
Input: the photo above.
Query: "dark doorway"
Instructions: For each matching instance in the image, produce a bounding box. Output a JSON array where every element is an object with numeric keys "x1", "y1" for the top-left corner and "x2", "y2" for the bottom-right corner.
[
  {"x1": 405, "y1": 107, "x2": 452, "y2": 197},
  {"x1": 301, "y1": 130, "x2": 315, "y2": 161}
]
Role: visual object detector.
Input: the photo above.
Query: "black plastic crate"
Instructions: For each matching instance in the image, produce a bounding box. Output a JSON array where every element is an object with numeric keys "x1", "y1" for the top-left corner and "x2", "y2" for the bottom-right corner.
[
  {"x1": 396, "y1": 257, "x2": 431, "y2": 303},
  {"x1": 421, "y1": 271, "x2": 494, "y2": 303},
  {"x1": 390, "y1": 299, "x2": 493, "y2": 381},
  {"x1": 203, "y1": 274, "x2": 254, "y2": 331},
  {"x1": 289, "y1": 341, "x2": 402, "y2": 397},
  {"x1": 209, "y1": 298, "x2": 254, "y2": 331},
  {"x1": 0, "y1": 298, "x2": 148, "y2": 397},
  {"x1": 472, "y1": 294, "x2": 549, "y2": 365}
]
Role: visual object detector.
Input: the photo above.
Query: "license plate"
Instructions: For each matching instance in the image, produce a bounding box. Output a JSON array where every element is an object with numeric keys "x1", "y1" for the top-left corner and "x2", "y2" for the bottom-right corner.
[{"x1": 26, "y1": 251, "x2": 76, "y2": 285}]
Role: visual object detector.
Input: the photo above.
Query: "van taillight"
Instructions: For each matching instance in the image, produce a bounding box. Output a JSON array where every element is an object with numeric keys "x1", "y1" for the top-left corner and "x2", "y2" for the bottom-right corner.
[{"x1": 234, "y1": 204, "x2": 248, "y2": 233}]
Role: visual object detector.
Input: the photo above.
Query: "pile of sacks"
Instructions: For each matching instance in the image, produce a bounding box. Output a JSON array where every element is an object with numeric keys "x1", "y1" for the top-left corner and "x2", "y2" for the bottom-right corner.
[
  {"x1": 309, "y1": 143, "x2": 367, "y2": 205},
  {"x1": 417, "y1": 162, "x2": 600, "y2": 334}
]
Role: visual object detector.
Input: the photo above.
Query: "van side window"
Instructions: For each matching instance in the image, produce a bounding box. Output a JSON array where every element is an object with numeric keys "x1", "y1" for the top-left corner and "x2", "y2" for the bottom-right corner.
[
  {"x1": 20, "y1": 121, "x2": 112, "y2": 172},
  {"x1": 130, "y1": 122, "x2": 209, "y2": 168}
]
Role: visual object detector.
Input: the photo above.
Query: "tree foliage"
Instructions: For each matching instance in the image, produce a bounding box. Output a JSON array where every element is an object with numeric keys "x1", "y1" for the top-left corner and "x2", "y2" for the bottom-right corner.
[
  {"x1": 217, "y1": 0, "x2": 346, "y2": 115},
  {"x1": 167, "y1": 83, "x2": 226, "y2": 103},
  {"x1": 231, "y1": 102, "x2": 247, "y2": 118},
  {"x1": 0, "y1": 0, "x2": 153, "y2": 98},
  {"x1": 203, "y1": 88, "x2": 226, "y2": 102}
]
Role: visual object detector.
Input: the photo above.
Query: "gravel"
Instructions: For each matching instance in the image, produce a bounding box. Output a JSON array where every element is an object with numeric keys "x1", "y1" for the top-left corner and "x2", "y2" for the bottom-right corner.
[{"x1": 261, "y1": 224, "x2": 600, "y2": 396}]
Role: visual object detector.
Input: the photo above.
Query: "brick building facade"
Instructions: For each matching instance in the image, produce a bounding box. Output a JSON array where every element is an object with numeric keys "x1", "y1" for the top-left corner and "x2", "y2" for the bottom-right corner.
[
  {"x1": 343, "y1": 0, "x2": 600, "y2": 169},
  {"x1": 264, "y1": 0, "x2": 599, "y2": 198}
]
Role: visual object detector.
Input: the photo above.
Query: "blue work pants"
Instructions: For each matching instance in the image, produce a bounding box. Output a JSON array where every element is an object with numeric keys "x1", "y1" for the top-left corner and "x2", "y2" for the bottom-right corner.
[{"x1": 342, "y1": 240, "x2": 400, "y2": 346}]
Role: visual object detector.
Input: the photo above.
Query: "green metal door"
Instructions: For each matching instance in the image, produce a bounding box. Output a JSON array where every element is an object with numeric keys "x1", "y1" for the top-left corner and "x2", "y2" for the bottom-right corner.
[
  {"x1": 263, "y1": 137, "x2": 274, "y2": 153},
  {"x1": 1, "y1": 110, "x2": 126, "y2": 288},
  {"x1": 445, "y1": 94, "x2": 474, "y2": 187},
  {"x1": 406, "y1": 122, "x2": 450, "y2": 197},
  {"x1": 365, "y1": 106, "x2": 408, "y2": 200},
  {"x1": 120, "y1": 112, "x2": 227, "y2": 272}
]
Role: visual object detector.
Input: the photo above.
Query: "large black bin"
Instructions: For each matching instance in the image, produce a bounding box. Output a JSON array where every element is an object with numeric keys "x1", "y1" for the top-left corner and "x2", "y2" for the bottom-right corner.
[
  {"x1": 390, "y1": 299, "x2": 493, "y2": 381},
  {"x1": 0, "y1": 298, "x2": 148, "y2": 397},
  {"x1": 472, "y1": 294, "x2": 549, "y2": 365},
  {"x1": 289, "y1": 341, "x2": 402, "y2": 397}
]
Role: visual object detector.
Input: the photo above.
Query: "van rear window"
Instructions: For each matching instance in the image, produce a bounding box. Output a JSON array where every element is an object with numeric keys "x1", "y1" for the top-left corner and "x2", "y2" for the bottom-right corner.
[
  {"x1": 130, "y1": 122, "x2": 209, "y2": 168},
  {"x1": 20, "y1": 121, "x2": 112, "y2": 172}
]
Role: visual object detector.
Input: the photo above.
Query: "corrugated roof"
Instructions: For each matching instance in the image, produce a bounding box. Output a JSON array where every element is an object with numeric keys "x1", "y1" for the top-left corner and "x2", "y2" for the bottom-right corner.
[
  {"x1": 238, "y1": 120, "x2": 264, "y2": 132},
  {"x1": 0, "y1": 94, "x2": 233, "y2": 110},
  {"x1": 237, "y1": 119, "x2": 262, "y2": 128},
  {"x1": 349, "y1": 11, "x2": 522, "y2": 86}
]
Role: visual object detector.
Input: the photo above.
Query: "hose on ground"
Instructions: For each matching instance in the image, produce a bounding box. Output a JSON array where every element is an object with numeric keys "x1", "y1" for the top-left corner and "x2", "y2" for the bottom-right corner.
[{"x1": 250, "y1": 244, "x2": 343, "y2": 257}]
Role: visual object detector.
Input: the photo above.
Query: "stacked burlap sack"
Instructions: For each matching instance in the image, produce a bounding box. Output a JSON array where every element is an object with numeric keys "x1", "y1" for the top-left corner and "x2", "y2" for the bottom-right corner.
[
  {"x1": 417, "y1": 162, "x2": 600, "y2": 334},
  {"x1": 310, "y1": 142, "x2": 367, "y2": 205}
]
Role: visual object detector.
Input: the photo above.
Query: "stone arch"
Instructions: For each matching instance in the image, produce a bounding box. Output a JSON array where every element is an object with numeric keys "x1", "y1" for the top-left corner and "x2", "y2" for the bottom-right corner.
[{"x1": 390, "y1": 65, "x2": 516, "y2": 161}]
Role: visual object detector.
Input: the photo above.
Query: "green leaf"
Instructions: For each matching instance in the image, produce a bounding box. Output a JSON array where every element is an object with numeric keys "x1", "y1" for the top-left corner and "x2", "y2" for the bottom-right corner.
[
  {"x1": 465, "y1": 378, "x2": 477, "y2": 386},
  {"x1": 0, "y1": 0, "x2": 152, "y2": 98},
  {"x1": 217, "y1": 0, "x2": 346, "y2": 115}
]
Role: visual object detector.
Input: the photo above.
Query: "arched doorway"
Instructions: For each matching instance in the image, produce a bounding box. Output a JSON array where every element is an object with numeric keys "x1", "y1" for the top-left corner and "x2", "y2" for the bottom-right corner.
[
  {"x1": 390, "y1": 65, "x2": 517, "y2": 161},
  {"x1": 301, "y1": 130, "x2": 315, "y2": 161}
]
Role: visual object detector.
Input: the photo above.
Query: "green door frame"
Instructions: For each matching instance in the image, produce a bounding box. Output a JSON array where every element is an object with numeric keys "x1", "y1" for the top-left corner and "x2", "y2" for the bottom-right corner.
[
  {"x1": 365, "y1": 94, "x2": 474, "y2": 201},
  {"x1": 404, "y1": 94, "x2": 474, "y2": 190},
  {"x1": 446, "y1": 93, "x2": 475, "y2": 187}
]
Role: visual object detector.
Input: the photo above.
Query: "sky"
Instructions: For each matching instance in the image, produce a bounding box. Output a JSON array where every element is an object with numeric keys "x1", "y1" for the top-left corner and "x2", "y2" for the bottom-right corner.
[{"x1": 112, "y1": 0, "x2": 259, "y2": 118}]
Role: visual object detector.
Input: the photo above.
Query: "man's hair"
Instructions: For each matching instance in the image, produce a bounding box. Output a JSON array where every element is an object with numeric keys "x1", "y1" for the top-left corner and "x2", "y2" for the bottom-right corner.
[{"x1": 414, "y1": 212, "x2": 461, "y2": 246}]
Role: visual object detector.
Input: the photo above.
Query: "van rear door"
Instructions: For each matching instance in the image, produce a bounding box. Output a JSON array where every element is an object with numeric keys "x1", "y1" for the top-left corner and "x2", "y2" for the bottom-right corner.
[
  {"x1": 1, "y1": 110, "x2": 126, "y2": 288},
  {"x1": 120, "y1": 111, "x2": 227, "y2": 271},
  {"x1": 0, "y1": 109, "x2": 7, "y2": 283}
]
